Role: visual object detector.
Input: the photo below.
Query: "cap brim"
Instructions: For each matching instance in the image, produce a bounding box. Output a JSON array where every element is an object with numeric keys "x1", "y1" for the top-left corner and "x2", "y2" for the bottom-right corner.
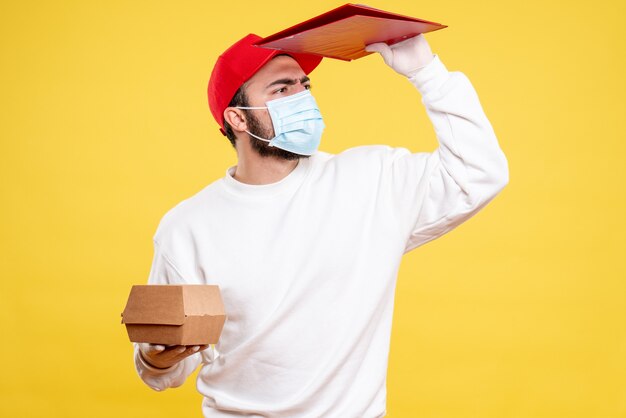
[{"x1": 252, "y1": 45, "x2": 323, "y2": 77}]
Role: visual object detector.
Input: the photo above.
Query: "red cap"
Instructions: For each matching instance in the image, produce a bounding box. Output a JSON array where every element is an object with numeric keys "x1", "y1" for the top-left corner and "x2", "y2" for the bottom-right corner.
[{"x1": 207, "y1": 33, "x2": 323, "y2": 135}]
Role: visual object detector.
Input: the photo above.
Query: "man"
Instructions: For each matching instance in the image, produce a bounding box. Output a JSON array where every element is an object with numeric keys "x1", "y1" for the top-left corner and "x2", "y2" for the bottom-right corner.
[{"x1": 133, "y1": 32, "x2": 508, "y2": 417}]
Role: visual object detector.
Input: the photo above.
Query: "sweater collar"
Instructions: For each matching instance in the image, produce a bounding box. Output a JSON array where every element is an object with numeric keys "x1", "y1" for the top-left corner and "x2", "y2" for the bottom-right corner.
[{"x1": 221, "y1": 156, "x2": 312, "y2": 198}]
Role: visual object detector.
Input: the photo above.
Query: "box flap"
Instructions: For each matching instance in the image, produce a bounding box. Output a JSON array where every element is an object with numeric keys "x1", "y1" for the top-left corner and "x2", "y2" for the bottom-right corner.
[
  {"x1": 122, "y1": 285, "x2": 185, "y2": 325},
  {"x1": 254, "y1": 3, "x2": 447, "y2": 61},
  {"x1": 182, "y1": 285, "x2": 225, "y2": 316}
]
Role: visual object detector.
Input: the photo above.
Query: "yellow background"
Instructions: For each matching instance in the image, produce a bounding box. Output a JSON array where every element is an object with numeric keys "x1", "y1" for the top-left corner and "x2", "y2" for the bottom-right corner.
[{"x1": 1, "y1": 0, "x2": 624, "y2": 416}]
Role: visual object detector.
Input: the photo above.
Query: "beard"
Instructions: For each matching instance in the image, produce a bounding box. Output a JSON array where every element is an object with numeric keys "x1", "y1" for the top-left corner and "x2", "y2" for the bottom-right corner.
[{"x1": 245, "y1": 110, "x2": 309, "y2": 161}]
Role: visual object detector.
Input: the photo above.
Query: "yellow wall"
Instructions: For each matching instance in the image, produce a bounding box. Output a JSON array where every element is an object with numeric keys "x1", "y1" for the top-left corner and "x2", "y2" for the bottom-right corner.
[{"x1": 1, "y1": 0, "x2": 624, "y2": 416}]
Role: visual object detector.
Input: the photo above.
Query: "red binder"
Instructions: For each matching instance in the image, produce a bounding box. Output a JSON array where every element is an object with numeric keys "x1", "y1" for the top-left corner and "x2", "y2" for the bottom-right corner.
[{"x1": 254, "y1": 3, "x2": 447, "y2": 61}]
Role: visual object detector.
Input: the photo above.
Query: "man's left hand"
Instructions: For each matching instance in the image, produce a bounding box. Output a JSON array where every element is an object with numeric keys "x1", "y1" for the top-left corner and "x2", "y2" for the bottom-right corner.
[{"x1": 365, "y1": 34, "x2": 434, "y2": 78}]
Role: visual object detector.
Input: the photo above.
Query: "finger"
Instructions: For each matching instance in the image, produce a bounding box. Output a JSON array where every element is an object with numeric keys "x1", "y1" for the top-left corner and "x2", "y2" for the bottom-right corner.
[
  {"x1": 165, "y1": 345, "x2": 188, "y2": 356},
  {"x1": 149, "y1": 345, "x2": 184, "y2": 361},
  {"x1": 389, "y1": 35, "x2": 418, "y2": 50},
  {"x1": 364, "y1": 42, "x2": 393, "y2": 66},
  {"x1": 139, "y1": 343, "x2": 165, "y2": 355},
  {"x1": 156, "y1": 346, "x2": 201, "y2": 366},
  {"x1": 390, "y1": 34, "x2": 431, "y2": 59},
  {"x1": 364, "y1": 42, "x2": 386, "y2": 52},
  {"x1": 165, "y1": 345, "x2": 186, "y2": 352},
  {"x1": 185, "y1": 345, "x2": 203, "y2": 355},
  {"x1": 364, "y1": 42, "x2": 390, "y2": 56},
  {"x1": 176, "y1": 345, "x2": 206, "y2": 359}
]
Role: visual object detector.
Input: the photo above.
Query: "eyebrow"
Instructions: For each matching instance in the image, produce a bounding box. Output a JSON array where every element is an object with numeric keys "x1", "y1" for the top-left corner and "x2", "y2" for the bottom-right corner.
[{"x1": 265, "y1": 75, "x2": 311, "y2": 90}]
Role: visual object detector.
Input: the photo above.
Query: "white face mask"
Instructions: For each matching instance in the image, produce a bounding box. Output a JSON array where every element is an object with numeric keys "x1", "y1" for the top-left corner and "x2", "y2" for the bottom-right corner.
[{"x1": 236, "y1": 90, "x2": 325, "y2": 156}]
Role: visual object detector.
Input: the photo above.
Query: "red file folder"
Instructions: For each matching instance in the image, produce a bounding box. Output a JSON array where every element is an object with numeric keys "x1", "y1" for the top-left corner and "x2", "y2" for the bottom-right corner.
[{"x1": 254, "y1": 3, "x2": 447, "y2": 61}]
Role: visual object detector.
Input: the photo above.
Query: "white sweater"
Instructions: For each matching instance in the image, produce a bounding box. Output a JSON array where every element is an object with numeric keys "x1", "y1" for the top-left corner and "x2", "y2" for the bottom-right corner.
[{"x1": 134, "y1": 54, "x2": 509, "y2": 417}]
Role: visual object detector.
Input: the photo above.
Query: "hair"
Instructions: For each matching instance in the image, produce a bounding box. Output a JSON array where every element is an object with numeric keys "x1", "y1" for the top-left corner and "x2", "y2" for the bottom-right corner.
[{"x1": 223, "y1": 83, "x2": 249, "y2": 148}]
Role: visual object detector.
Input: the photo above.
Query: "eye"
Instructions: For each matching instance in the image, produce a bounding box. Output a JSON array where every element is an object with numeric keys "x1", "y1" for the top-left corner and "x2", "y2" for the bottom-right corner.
[
  {"x1": 274, "y1": 87, "x2": 288, "y2": 94},
  {"x1": 305, "y1": 84, "x2": 312, "y2": 90}
]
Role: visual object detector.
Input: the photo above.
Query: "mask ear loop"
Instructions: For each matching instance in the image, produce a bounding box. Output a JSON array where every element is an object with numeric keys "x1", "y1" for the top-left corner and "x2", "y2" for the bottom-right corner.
[
  {"x1": 246, "y1": 130, "x2": 273, "y2": 146},
  {"x1": 233, "y1": 106, "x2": 275, "y2": 146}
]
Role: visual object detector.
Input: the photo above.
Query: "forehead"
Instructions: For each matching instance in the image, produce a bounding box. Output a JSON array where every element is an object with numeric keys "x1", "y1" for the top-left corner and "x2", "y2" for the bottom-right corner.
[{"x1": 245, "y1": 55, "x2": 306, "y2": 90}]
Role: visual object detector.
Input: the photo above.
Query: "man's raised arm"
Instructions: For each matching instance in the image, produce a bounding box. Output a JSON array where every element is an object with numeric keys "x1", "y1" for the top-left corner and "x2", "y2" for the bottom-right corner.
[{"x1": 367, "y1": 34, "x2": 509, "y2": 252}]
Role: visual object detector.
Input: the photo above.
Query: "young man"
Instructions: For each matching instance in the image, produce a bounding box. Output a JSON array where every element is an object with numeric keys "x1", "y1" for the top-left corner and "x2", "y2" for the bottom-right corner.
[{"x1": 133, "y1": 32, "x2": 508, "y2": 417}]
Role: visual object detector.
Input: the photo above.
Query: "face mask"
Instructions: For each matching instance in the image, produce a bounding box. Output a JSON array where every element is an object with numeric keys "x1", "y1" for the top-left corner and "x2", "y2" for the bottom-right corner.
[{"x1": 235, "y1": 89, "x2": 325, "y2": 156}]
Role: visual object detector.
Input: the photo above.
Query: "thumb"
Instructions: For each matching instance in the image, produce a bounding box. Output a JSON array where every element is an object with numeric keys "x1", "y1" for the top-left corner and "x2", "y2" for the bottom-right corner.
[{"x1": 365, "y1": 42, "x2": 393, "y2": 66}]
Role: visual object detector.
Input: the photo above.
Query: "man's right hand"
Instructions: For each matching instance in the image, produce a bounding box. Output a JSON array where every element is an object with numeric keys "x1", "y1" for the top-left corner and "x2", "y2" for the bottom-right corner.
[
  {"x1": 365, "y1": 33, "x2": 434, "y2": 78},
  {"x1": 138, "y1": 343, "x2": 209, "y2": 369}
]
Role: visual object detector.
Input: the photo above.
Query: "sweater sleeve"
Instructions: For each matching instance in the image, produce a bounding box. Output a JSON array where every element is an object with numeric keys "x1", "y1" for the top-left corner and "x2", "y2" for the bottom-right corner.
[
  {"x1": 132, "y1": 239, "x2": 203, "y2": 391},
  {"x1": 388, "y1": 54, "x2": 509, "y2": 253}
]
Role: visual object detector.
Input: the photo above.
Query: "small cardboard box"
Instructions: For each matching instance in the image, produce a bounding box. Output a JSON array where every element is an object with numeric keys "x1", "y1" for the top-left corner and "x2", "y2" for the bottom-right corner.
[{"x1": 121, "y1": 285, "x2": 226, "y2": 345}]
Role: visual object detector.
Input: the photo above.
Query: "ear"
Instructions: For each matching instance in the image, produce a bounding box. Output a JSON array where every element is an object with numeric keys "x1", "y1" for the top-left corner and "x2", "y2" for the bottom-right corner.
[{"x1": 223, "y1": 107, "x2": 248, "y2": 133}]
